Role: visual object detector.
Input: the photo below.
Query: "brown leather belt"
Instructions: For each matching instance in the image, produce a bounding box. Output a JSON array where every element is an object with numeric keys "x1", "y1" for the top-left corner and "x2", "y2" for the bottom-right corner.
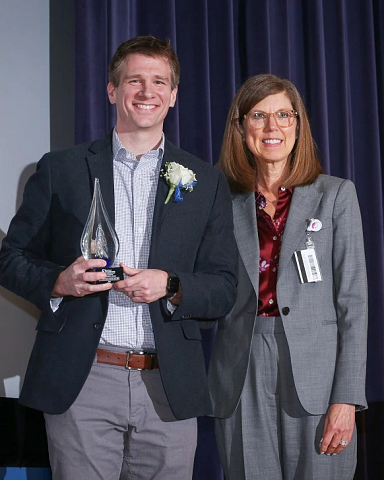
[{"x1": 96, "y1": 348, "x2": 159, "y2": 370}]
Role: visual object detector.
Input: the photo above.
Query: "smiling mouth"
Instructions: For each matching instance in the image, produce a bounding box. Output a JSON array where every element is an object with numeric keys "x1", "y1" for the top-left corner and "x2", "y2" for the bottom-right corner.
[
  {"x1": 135, "y1": 104, "x2": 157, "y2": 110},
  {"x1": 263, "y1": 139, "x2": 282, "y2": 144}
]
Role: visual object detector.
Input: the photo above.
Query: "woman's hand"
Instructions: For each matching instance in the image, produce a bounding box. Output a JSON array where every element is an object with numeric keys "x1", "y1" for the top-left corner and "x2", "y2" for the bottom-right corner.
[{"x1": 320, "y1": 403, "x2": 355, "y2": 455}]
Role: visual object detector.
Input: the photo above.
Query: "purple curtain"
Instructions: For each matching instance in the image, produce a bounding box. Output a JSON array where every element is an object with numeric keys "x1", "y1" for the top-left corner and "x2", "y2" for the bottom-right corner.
[{"x1": 75, "y1": 1, "x2": 384, "y2": 478}]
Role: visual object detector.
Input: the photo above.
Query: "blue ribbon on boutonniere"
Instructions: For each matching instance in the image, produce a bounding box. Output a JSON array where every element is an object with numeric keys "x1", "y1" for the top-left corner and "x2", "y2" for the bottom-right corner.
[
  {"x1": 174, "y1": 183, "x2": 184, "y2": 203},
  {"x1": 161, "y1": 161, "x2": 197, "y2": 204}
]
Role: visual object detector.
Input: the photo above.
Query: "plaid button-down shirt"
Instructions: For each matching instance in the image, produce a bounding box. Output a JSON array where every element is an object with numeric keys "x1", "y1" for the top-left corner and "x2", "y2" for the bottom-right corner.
[{"x1": 100, "y1": 129, "x2": 164, "y2": 349}]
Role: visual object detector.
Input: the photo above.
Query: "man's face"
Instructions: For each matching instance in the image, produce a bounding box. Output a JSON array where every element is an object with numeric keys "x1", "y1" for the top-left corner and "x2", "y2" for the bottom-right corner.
[{"x1": 107, "y1": 53, "x2": 178, "y2": 133}]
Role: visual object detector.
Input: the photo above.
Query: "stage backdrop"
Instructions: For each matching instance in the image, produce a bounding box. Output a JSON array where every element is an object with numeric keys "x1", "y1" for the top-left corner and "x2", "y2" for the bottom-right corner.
[
  {"x1": 0, "y1": 1, "x2": 74, "y2": 478},
  {"x1": 75, "y1": 1, "x2": 384, "y2": 478},
  {"x1": 0, "y1": 1, "x2": 51, "y2": 479},
  {"x1": 0, "y1": 0, "x2": 50, "y2": 401}
]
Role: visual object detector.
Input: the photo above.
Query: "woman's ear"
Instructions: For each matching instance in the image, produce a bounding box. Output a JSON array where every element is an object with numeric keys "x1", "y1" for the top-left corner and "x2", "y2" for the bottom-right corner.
[{"x1": 235, "y1": 120, "x2": 244, "y2": 140}]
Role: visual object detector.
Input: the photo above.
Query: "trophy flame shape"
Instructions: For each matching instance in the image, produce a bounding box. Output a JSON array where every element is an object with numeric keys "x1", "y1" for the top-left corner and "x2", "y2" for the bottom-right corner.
[{"x1": 80, "y1": 178, "x2": 123, "y2": 283}]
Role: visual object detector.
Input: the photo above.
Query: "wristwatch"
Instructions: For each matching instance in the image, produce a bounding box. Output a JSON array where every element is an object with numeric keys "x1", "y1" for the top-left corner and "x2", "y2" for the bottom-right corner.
[{"x1": 165, "y1": 271, "x2": 180, "y2": 298}]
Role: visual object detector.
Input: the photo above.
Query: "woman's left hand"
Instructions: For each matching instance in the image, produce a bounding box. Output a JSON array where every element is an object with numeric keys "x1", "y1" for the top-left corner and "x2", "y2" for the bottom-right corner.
[{"x1": 320, "y1": 403, "x2": 355, "y2": 455}]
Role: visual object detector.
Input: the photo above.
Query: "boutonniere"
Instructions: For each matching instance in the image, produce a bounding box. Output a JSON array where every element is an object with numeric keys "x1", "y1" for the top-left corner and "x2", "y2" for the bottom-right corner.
[{"x1": 161, "y1": 161, "x2": 197, "y2": 204}]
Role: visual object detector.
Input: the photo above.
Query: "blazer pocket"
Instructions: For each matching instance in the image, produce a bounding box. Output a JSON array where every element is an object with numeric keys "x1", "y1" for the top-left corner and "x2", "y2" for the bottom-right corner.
[
  {"x1": 315, "y1": 217, "x2": 331, "y2": 230},
  {"x1": 321, "y1": 318, "x2": 338, "y2": 325},
  {"x1": 181, "y1": 320, "x2": 202, "y2": 340},
  {"x1": 36, "y1": 313, "x2": 67, "y2": 333},
  {"x1": 166, "y1": 208, "x2": 203, "y2": 219}
]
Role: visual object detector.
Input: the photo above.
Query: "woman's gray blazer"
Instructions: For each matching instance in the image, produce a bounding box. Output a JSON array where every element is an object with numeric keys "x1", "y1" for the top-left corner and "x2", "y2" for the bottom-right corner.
[{"x1": 208, "y1": 174, "x2": 368, "y2": 418}]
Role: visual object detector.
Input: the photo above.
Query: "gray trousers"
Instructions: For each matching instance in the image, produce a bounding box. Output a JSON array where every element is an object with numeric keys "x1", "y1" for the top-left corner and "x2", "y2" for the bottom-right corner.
[
  {"x1": 44, "y1": 345, "x2": 197, "y2": 480},
  {"x1": 215, "y1": 317, "x2": 357, "y2": 480}
]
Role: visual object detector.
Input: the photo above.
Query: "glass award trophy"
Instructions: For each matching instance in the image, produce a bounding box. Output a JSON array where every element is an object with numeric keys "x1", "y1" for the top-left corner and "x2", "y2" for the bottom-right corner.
[{"x1": 80, "y1": 178, "x2": 124, "y2": 283}]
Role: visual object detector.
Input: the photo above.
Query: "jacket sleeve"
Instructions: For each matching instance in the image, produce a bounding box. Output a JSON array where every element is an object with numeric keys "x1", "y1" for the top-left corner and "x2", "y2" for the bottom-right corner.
[
  {"x1": 0, "y1": 155, "x2": 64, "y2": 318},
  {"x1": 329, "y1": 179, "x2": 368, "y2": 409},
  {"x1": 170, "y1": 171, "x2": 237, "y2": 321}
]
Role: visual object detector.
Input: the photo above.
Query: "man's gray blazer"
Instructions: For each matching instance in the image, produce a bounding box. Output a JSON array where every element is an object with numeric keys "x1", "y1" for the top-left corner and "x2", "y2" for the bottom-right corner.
[{"x1": 208, "y1": 174, "x2": 368, "y2": 418}]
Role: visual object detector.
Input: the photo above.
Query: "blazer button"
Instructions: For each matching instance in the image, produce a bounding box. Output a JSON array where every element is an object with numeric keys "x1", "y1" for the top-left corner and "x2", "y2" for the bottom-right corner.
[
  {"x1": 282, "y1": 307, "x2": 290, "y2": 316},
  {"x1": 93, "y1": 323, "x2": 103, "y2": 330}
]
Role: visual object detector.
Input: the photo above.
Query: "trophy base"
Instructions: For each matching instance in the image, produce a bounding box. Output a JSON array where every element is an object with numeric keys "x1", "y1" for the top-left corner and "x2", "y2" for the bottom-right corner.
[{"x1": 90, "y1": 266, "x2": 124, "y2": 284}]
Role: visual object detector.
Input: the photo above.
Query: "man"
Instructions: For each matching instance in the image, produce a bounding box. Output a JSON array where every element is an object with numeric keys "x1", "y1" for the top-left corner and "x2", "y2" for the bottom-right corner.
[{"x1": 0, "y1": 36, "x2": 236, "y2": 480}]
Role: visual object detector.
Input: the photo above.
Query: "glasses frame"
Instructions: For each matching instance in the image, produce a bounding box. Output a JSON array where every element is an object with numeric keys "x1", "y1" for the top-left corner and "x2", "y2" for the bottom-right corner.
[{"x1": 243, "y1": 109, "x2": 298, "y2": 129}]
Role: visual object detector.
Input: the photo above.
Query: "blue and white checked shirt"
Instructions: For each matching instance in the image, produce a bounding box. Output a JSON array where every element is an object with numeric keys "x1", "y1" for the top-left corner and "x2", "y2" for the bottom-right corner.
[{"x1": 99, "y1": 129, "x2": 164, "y2": 349}]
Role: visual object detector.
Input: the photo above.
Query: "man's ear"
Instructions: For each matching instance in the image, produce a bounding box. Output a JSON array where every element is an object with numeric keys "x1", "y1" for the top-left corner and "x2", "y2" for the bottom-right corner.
[
  {"x1": 107, "y1": 82, "x2": 117, "y2": 104},
  {"x1": 169, "y1": 86, "x2": 178, "y2": 107}
]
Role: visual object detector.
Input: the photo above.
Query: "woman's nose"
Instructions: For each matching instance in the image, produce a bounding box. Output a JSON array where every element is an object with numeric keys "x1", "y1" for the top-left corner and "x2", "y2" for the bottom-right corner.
[{"x1": 264, "y1": 114, "x2": 279, "y2": 131}]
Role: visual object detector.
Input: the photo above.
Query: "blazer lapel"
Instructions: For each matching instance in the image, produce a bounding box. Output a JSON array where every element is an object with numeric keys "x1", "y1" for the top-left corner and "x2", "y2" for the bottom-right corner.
[
  {"x1": 278, "y1": 184, "x2": 323, "y2": 280},
  {"x1": 148, "y1": 139, "x2": 176, "y2": 262},
  {"x1": 233, "y1": 193, "x2": 260, "y2": 294},
  {"x1": 86, "y1": 134, "x2": 115, "y2": 226}
]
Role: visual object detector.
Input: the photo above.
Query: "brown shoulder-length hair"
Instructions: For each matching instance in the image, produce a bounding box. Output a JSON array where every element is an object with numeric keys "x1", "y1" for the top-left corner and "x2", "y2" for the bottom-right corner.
[{"x1": 217, "y1": 74, "x2": 323, "y2": 193}]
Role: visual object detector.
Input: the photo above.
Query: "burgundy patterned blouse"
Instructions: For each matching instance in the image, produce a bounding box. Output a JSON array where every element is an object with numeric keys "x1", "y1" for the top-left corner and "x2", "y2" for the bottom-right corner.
[{"x1": 256, "y1": 187, "x2": 293, "y2": 316}]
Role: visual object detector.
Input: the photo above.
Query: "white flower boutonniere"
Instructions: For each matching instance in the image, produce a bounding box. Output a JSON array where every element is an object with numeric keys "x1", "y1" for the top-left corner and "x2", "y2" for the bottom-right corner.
[{"x1": 161, "y1": 161, "x2": 197, "y2": 204}]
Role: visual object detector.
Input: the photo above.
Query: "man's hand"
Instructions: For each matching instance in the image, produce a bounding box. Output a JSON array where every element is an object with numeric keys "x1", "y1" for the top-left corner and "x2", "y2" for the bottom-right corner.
[
  {"x1": 320, "y1": 403, "x2": 355, "y2": 455},
  {"x1": 52, "y1": 256, "x2": 113, "y2": 297},
  {"x1": 113, "y1": 264, "x2": 168, "y2": 303}
]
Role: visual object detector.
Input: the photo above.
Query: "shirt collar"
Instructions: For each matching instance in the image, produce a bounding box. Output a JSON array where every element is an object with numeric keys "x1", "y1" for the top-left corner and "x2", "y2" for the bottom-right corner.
[
  {"x1": 255, "y1": 186, "x2": 293, "y2": 210},
  {"x1": 112, "y1": 128, "x2": 165, "y2": 163}
]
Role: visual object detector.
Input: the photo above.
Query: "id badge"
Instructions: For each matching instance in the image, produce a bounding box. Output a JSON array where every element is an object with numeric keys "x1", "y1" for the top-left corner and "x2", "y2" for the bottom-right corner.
[{"x1": 294, "y1": 248, "x2": 322, "y2": 283}]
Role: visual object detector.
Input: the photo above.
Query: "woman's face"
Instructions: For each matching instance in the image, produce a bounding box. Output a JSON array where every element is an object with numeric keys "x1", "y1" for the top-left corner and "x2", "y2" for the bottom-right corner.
[{"x1": 243, "y1": 92, "x2": 297, "y2": 167}]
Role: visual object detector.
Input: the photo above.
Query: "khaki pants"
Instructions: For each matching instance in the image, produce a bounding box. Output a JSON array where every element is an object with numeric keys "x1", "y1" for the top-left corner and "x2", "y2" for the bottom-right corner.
[{"x1": 45, "y1": 345, "x2": 197, "y2": 480}]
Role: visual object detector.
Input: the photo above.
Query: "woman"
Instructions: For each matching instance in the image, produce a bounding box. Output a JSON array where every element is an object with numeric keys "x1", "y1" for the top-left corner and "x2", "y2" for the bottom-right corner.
[{"x1": 208, "y1": 74, "x2": 367, "y2": 480}]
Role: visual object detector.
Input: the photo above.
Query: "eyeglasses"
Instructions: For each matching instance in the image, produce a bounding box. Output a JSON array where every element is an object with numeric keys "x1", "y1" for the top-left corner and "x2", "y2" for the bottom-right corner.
[{"x1": 244, "y1": 110, "x2": 298, "y2": 129}]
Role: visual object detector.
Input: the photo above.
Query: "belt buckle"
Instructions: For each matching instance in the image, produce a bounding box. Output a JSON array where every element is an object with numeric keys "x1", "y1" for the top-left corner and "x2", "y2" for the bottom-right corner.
[{"x1": 126, "y1": 350, "x2": 144, "y2": 370}]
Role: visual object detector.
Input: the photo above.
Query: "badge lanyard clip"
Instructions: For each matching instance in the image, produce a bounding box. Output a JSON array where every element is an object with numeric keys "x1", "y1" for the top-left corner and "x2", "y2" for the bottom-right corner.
[
  {"x1": 306, "y1": 232, "x2": 315, "y2": 249},
  {"x1": 294, "y1": 219, "x2": 323, "y2": 283}
]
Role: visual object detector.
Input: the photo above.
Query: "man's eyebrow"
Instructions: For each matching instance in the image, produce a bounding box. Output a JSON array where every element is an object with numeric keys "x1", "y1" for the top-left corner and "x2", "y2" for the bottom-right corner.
[{"x1": 123, "y1": 74, "x2": 170, "y2": 80}]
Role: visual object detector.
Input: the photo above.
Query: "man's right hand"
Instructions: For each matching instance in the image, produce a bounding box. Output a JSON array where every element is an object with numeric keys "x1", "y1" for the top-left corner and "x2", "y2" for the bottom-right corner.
[{"x1": 51, "y1": 256, "x2": 113, "y2": 298}]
